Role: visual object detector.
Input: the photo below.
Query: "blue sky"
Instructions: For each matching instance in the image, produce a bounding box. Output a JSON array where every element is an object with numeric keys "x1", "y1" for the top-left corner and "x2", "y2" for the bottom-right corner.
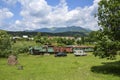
[
  {"x1": 0, "y1": 0, "x2": 100, "y2": 31},
  {"x1": 46, "y1": 0, "x2": 93, "y2": 9}
]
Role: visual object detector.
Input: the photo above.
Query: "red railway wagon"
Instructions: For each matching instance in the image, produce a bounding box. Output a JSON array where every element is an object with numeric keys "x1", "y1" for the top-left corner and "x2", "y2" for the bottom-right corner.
[{"x1": 53, "y1": 46, "x2": 73, "y2": 53}]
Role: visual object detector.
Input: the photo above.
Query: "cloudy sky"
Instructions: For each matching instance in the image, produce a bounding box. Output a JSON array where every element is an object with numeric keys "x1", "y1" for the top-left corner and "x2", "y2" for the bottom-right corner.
[{"x1": 0, "y1": 0, "x2": 100, "y2": 31}]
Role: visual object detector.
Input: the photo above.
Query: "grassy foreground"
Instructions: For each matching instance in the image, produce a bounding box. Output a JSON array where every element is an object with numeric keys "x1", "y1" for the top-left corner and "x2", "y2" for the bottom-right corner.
[{"x1": 0, "y1": 53, "x2": 120, "y2": 80}]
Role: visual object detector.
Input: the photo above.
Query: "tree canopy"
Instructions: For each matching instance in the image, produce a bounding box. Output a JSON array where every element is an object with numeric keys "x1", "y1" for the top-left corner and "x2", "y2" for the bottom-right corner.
[
  {"x1": 94, "y1": 0, "x2": 120, "y2": 59},
  {"x1": 97, "y1": 0, "x2": 120, "y2": 40},
  {"x1": 0, "y1": 30, "x2": 11, "y2": 57}
]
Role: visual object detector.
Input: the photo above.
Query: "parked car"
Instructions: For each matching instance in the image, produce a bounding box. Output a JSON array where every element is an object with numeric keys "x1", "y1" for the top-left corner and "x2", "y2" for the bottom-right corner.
[
  {"x1": 74, "y1": 50, "x2": 87, "y2": 56},
  {"x1": 54, "y1": 52, "x2": 67, "y2": 57}
]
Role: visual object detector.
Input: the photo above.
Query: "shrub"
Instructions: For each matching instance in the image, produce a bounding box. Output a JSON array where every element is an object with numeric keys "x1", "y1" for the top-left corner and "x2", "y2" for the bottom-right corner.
[{"x1": 0, "y1": 31, "x2": 11, "y2": 57}]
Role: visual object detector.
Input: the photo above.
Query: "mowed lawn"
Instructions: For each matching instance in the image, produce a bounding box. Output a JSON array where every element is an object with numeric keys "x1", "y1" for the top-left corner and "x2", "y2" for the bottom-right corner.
[{"x1": 0, "y1": 53, "x2": 120, "y2": 80}]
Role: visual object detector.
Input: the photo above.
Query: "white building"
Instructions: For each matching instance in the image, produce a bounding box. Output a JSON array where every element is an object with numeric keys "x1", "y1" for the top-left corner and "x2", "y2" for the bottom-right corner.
[{"x1": 23, "y1": 35, "x2": 28, "y2": 38}]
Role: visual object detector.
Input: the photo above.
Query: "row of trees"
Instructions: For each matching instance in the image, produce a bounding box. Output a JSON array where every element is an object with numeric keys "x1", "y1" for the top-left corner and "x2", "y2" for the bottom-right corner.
[
  {"x1": 35, "y1": 32, "x2": 77, "y2": 46},
  {"x1": 34, "y1": 32, "x2": 96, "y2": 46}
]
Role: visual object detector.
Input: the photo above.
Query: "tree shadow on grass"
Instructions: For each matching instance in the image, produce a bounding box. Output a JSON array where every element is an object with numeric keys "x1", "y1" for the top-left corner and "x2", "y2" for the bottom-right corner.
[{"x1": 91, "y1": 61, "x2": 120, "y2": 77}]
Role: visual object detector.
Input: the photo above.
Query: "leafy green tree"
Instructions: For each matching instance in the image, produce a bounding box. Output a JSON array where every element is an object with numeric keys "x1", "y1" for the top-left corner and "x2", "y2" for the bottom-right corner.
[
  {"x1": 35, "y1": 32, "x2": 43, "y2": 44},
  {"x1": 97, "y1": 0, "x2": 120, "y2": 41},
  {"x1": 76, "y1": 40, "x2": 82, "y2": 45},
  {"x1": 66, "y1": 39, "x2": 75, "y2": 45},
  {"x1": 88, "y1": 31, "x2": 98, "y2": 43},
  {"x1": 94, "y1": 0, "x2": 120, "y2": 59},
  {"x1": 0, "y1": 30, "x2": 11, "y2": 57},
  {"x1": 74, "y1": 34, "x2": 80, "y2": 39},
  {"x1": 81, "y1": 36, "x2": 85, "y2": 45},
  {"x1": 35, "y1": 32, "x2": 41, "y2": 39},
  {"x1": 56, "y1": 38, "x2": 65, "y2": 46},
  {"x1": 94, "y1": 31, "x2": 119, "y2": 59}
]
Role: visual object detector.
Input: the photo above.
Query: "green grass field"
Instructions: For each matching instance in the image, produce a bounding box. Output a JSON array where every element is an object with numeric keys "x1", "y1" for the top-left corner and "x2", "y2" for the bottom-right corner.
[{"x1": 0, "y1": 53, "x2": 120, "y2": 80}]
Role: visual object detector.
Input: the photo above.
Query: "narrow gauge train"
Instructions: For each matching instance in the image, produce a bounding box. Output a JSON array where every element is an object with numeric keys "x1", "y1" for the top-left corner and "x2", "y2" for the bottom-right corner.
[{"x1": 29, "y1": 45, "x2": 94, "y2": 55}]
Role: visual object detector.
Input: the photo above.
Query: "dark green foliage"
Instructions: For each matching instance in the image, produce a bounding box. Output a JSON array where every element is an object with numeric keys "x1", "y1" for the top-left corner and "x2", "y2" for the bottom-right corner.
[
  {"x1": 18, "y1": 46, "x2": 29, "y2": 53},
  {"x1": 81, "y1": 36, "x2": 85, "y2": 45},
  {"x1": 97, "y1": 0, "x2": 120, "y2": 41},
  {"x1": 35, "y1": 32, "x2": 41, "y2": 39},
  {"x1": 11, "y1": 41, "x2": 36, "y2": 54},
  {"x1": 8, "y1": 31, "x2": 88, "y2": 37},
  {"x1": 94, "y1": 34, "x2": 119, "y2": 59},
  {"x1": 76, "y1": 40, "x2": 82, "y2": 45},
  {"x1": 94, "y1": 0, "x2": 120, "y2": 59},
  {"x1": 35, "y1": 36, "x2": 49, "y2": 45},
  {"x1": 56, "y1": 38, "x2": 75, "y2": 46},
  {"x1": 35, "y1": 32, "x2": 75, "y2": 46},
  {"x1": 0, "y1": 30, "x2": 11, "y2": 57},
  {"x1": 88, "y1": 31, "x2": 98, "y2": 43}
]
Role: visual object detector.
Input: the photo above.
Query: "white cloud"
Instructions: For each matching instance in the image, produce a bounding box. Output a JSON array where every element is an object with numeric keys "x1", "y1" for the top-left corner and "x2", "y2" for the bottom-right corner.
[
  {"x1": 1, "y1": 0, "x2": 101, "y2": 31},
  {"x1": 20, "y1": 0, "x2": 51, "y2": 18},
  {"x1": 0, "y1": 8, "x2": 14, "y2": 30},
  {"x1": 2, "y1": 0, "x2": 17, "y2": 5},
  {"x1": 0, "y1": 8, "x2": 13, "y2": 19}
]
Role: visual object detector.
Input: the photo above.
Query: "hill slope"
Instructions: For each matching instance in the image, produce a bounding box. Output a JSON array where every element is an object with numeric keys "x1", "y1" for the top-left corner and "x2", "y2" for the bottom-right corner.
[
  {"x1": 8, "y1": 31, "x2": 88, "y2": 37},
  {"x1": 33, "y1": 26, "x2": 92, "y2": 33},
  {"x1": 4, "y1": 26, "x2": 92, "y2": 37}
]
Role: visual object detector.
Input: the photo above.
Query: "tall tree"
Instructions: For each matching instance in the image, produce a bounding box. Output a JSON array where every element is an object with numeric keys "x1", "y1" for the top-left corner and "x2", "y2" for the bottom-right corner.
[
  {"x1": 94, "y1": 0, "x2": 120, "y2": 59},
  {"x1": 35, "y1": 32, "x2": 41, "y2": 39},
  {"x1": 0, "y1": 30, "x2": 11, "y2": 57}
]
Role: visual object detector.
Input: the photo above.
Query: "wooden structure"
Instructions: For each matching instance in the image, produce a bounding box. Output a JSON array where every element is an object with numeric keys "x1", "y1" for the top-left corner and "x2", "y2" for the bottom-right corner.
[
  {"x1": 54, "y1": 47, "x2": 72, "y2": 53},
  {"x1": 73, "y1": 46, "x2": 94, "y2": 52},
  {"x1": 29, "y1": 45, "x2": 94, "y2": 55}
]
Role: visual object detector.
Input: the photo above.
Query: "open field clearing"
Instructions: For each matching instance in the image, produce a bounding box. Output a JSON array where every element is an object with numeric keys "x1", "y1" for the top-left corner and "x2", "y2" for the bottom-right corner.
[{"x1": 0, "y1": 53, "x2": 120, "y2": 80}]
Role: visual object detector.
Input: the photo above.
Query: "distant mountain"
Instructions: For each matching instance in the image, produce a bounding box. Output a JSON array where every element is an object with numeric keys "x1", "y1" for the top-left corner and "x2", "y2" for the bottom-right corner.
[
  {"x1": 33, "y1": 26, "x2": 92, "y2": 33},
  {"x1": 6, "y1": 26, "x2": 92, "y2": 37}
]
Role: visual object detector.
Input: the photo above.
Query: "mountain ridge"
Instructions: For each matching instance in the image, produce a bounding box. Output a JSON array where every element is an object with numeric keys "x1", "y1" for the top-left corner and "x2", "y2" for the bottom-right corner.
[{"x1": 33, "y1": 26, "x2": 92, "y2": 33}]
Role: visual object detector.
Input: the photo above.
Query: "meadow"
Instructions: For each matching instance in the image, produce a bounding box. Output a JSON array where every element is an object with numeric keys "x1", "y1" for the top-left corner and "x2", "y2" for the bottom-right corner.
[{"x1": 0, "y1": 53, "x2": 120, "y2": 80}]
